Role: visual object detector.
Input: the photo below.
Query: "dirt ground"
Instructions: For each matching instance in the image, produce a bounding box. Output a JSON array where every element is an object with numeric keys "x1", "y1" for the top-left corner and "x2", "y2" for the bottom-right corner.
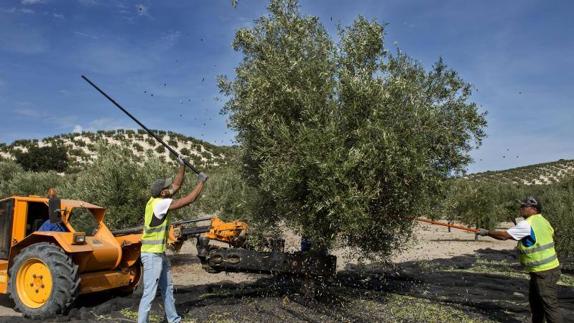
[{"x1": 1, "y1": 222, "x2": 573, "y2": 322}]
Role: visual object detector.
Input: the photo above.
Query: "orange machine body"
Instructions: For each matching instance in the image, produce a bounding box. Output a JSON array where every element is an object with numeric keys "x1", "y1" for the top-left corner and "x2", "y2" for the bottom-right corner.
[{"x1": 0, "y1": 196, "x2": 141, "y2": 295}]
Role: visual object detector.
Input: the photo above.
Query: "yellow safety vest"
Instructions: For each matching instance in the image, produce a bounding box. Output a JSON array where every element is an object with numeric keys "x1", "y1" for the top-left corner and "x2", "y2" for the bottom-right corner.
[
  {"x1": 517, "y1": 214, "x2": 559, "y2": 272},
  {"x1": 141, "y1": 197, "x2": 170, "y2": 253}
]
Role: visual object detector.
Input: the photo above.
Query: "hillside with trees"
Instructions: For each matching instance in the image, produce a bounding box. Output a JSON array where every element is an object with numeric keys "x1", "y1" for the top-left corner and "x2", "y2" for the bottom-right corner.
[{"x1": 0, "y1": 129, "x2": 234, "y2": 172}]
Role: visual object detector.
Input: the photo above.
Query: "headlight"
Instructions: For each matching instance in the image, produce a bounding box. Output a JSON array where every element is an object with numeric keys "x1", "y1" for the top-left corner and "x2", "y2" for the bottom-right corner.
[{"x1": 73, "y1": 232, "x2": 87, "y2": 244}]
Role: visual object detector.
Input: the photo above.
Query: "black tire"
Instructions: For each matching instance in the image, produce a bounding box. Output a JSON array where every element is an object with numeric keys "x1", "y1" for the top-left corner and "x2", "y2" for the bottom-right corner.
[{"x1": 8, "y1": 242, "x2": 80, "y2": 319}]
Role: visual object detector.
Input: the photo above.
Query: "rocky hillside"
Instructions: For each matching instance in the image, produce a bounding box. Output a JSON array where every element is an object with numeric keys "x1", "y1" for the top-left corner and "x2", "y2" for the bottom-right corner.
[
  {"x1": 466, "y1": 159, "x2": 574, "y2": 185},
  {"x1": 0, "y1": 129, "x2": 235, "y2": 171}
]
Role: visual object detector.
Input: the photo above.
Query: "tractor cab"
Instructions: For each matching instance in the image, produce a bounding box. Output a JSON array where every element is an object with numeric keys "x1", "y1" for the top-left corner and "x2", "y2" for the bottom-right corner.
[{"x1": 0, "y1": 195, "x2": 102, "y2": 253}]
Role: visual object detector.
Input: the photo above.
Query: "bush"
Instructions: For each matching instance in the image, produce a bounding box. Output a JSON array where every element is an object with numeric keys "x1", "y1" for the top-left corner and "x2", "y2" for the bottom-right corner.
[
  {"x1": 0, "y1": 161, "x2": 24, "y2": 196},
  {"x1": 441, "y1": 176, "x2": 574, "y2": 269},
  {"x1": 439, "y1": 180, "x2": 524, "y2": 228},
  {"x1": 187, "y1": 165, "x2": 257, "y2": 219},
  {"x1": 59, "y1": 145, "x2": 175, "y2": 229},
  {"x1": 219, "y1": 0, "x2": 486, "y2": 257},
  {"x1": 2, "y1": 171, "x2": 65, "y2": 197},
  {"x1": 541, "y1": 177, "x2": 574, "y2": 268},
  {"x1": 15, "y1": 145, "x2": 69, "y2": 172},
  {"x1": 180, "y1": 148, "x2": 191, "y2": 156},
  {"x1": 133, "y1": 143, "x2": 144, "y2": 152}
]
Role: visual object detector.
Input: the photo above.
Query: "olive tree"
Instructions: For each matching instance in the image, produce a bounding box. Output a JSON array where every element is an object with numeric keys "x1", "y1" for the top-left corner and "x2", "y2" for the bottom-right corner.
[{"x1": 219, "y1": 0, "x2": 486, "y2": 257}]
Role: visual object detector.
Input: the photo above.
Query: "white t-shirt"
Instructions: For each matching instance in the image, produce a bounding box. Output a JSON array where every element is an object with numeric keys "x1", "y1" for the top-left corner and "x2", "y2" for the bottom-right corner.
[
  {"x1": 153, "y1": 198, "x2": 173, "y2": 221},
  {"x1": 507, "y1": 219, "x2": 532, "y2": 240}
]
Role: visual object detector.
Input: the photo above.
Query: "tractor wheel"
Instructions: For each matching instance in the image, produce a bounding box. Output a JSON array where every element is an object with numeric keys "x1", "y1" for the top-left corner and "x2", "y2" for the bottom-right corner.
[{"x1": 8, "y1": 242, "x2": 80, "y2": 319}]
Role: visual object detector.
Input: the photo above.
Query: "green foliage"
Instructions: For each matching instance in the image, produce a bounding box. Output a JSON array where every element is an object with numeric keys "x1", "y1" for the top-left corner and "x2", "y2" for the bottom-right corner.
[
  {"x1": 133, "y1": 143, "x2": 144, "y2": 152},
  {"x1": 0, "y1": 161, "x2": 24, "y2": 195},
  {"x1": 59, "y1": 144, "x2": 174, "y2": 229},
  {"x1": 439, "y1": 180, "x2": 523, "y2": 228},
  {"x1": 15, "y1": 145, "x2": 69, "y2": 172},
  {"x1": 187, "y1": 166, "x2": 256, "y2": 220},
  {"x1": 219, "y1": 0, "x2": 486, "y2": 256},
  {"x1": 442, "y1": 177, "x2": 574, "y2": 269},
  {"x1": 541, "y1": 177, "x2": 574, "y2": 267},
  {"x1": 180, "y1": 147, "x2": 191, "y2": 156},
  {"x1": 0, "y1": 160, "x2": 64, "y2": 196}
]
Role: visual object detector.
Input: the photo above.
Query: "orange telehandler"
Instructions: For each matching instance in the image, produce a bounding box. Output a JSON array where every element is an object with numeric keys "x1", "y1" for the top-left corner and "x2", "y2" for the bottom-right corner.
[{"x1": 0, "y1": 194, "x2": 142, "y2": 318}]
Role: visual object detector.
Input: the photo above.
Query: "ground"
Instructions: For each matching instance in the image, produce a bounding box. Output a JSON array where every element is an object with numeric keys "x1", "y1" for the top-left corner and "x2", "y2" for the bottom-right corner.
[{"x1": 1, "y1": 222, "x2": 573, "y2": 322}]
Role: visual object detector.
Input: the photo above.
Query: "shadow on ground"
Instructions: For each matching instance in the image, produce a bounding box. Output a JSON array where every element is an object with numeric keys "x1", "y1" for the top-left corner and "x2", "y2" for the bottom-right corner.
[{"x1": 4, "y1": 248, "x2": 574, "y2": 322}]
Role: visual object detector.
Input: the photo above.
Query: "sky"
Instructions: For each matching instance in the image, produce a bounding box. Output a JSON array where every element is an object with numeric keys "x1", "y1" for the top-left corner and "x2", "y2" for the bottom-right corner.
[{"x1": 0, "y1": 0, "x2": 573, "y2": 173}]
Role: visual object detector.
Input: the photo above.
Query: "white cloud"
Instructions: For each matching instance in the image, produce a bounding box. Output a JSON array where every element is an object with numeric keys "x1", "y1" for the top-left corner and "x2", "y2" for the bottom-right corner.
[
  {"x1": 21, "y1": 0, "x2": 44, "y2": 5},
  {"x1": 0, "y1": 20, "x2": 48, "y2": 54},
  {"x1": 75, "y1": 44, "x2": 152, "y2": 75},
  {"x1": 78, "y1": 0, "x2": 96, "y2": 6},
  {"x1": 70, "y1": 118, "x2": 133, "y2": 133},
  {"x1": 157, "y1": 30, "x2": 181, "y2": 51},
  {"x1": 14, "y1": 107, "x2": 41, "y2": 117},
  {"x1": 0, "y1": 7, "x2": 35, "y2": 14},
  {"x1": 73, "y1": 31, "x2": 99, "y2": 40},
  {"x1": 53, "y1": 12, "x2": 64, "y2": 19}
]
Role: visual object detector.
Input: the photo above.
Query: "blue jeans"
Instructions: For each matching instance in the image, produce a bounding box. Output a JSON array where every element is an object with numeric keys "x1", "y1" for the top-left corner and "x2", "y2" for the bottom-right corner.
[{"x1": 138, "y1": 253, "x2": 181, "y2": 323}]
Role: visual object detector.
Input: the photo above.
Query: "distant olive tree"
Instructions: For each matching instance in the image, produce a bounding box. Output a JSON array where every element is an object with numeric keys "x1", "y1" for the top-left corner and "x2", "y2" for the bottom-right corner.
[
  {"x1": 219, "y1": 0, "x2": 486, "y2": 257},
  {"x1": 15, "y1": 145, "x2": 69, "y2": 172}
]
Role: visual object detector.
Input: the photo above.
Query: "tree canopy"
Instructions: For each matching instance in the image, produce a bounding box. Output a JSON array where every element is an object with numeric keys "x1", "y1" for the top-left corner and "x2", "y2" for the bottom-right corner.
[{"x1": 219, "y1": 0, "x2": 486, "y2": 257}]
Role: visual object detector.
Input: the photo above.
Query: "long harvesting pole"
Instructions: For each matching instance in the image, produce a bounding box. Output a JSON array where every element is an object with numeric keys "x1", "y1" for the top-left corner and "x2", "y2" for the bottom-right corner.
[
  {"x1": 415, "y1": 218, "x2": 480, "y2": 233},
  {"x1": 81, "y1": 75, "x2": 200, "y2": 174}
]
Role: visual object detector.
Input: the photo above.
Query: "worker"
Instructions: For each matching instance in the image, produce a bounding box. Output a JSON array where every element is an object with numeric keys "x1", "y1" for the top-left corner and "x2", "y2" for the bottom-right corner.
[
  {"x1": 37, "y1": 218, "x2": 67, "y2": 232},
  {"x1": 38, "y1": 188, "x2": 67, "y2": 232},
  {"x1": 477, "y1": 196, "x2": 562, "y2": 323},
  {"x1": 138, "y1": 156, "x2": 208, "y2": 323}
]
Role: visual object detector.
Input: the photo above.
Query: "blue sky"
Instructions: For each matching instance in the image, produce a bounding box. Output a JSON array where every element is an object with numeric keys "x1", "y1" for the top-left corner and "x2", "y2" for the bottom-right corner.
[{"x1": 0, "y1": 0, "x2": 572, "y2": 173}]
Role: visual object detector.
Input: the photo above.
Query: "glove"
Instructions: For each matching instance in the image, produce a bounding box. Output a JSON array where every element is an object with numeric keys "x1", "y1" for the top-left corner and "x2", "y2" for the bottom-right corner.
[
  {"x1": 197, "y1": 172, "x2": 208, "y2": 182},
  {"x1": 177, "y1": 154, "x2": 186, "y2": 166},
  {"x1": 477, "y1": 228, "x2": 489, "y2": 236}
]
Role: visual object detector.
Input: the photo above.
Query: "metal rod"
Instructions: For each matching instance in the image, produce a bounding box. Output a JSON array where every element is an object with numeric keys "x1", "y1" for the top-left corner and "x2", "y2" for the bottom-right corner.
[
  {"x1": 81, "y1": 75, "x2": 200, "y2": 174},
  {"x1": 111, "y1": 215, "x2": 214, "y2": 236},
  {"x1": 415, "y1": 218, "x2": 480, "y2": 233}
]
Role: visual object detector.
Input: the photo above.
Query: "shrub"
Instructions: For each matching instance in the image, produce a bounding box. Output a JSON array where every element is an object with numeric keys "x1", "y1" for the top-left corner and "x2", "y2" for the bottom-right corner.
[
  {"x1": 180, "y1": 148, "x2": 191, "y2": 156},
  {"x1": 59, "y1": 144, "x2": 174, "y2": 229},
  {"x1": 14, "y1": 145, "x2": 69, "y2": 172},
  {"x1": 133, "y1": 143, "x2": 144, "y2": 152},
  {"x1": 2, "y1": 171, "x2": 65, "y2": 197}
]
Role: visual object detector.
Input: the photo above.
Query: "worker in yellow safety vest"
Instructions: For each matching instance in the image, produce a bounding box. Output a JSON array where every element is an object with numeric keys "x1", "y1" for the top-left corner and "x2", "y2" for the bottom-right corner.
[
  {"x1": 478, "y1": 196, "x2": 562, "y2": 323},
  {"x1": 138, "y1": 155, "x2": 208, "y2": 323}
]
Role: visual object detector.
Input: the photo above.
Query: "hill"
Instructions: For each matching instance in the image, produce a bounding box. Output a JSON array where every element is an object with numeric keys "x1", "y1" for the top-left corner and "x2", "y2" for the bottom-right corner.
[
  {"x1": 0, "y1": 129, "x2": 235, "y2": 171},
  {"x1": 465, "y1": 159, "x2": 574, "y2": 185}
]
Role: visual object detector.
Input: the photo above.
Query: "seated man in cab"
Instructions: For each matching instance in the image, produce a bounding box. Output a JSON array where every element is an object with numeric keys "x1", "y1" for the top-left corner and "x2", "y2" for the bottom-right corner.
[{"x1": 38, "y1": 188, "x2": 68, "y2": 232}]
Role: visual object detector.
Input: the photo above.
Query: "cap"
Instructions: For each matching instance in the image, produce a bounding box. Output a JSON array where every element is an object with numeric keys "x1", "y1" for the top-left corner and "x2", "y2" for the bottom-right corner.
[
  {"x1": 518, "y1": 196, "x2": 540, "y2": 209},
  {"x1": 150, "y1": 177, "x2": 173, "y2": 197}
]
